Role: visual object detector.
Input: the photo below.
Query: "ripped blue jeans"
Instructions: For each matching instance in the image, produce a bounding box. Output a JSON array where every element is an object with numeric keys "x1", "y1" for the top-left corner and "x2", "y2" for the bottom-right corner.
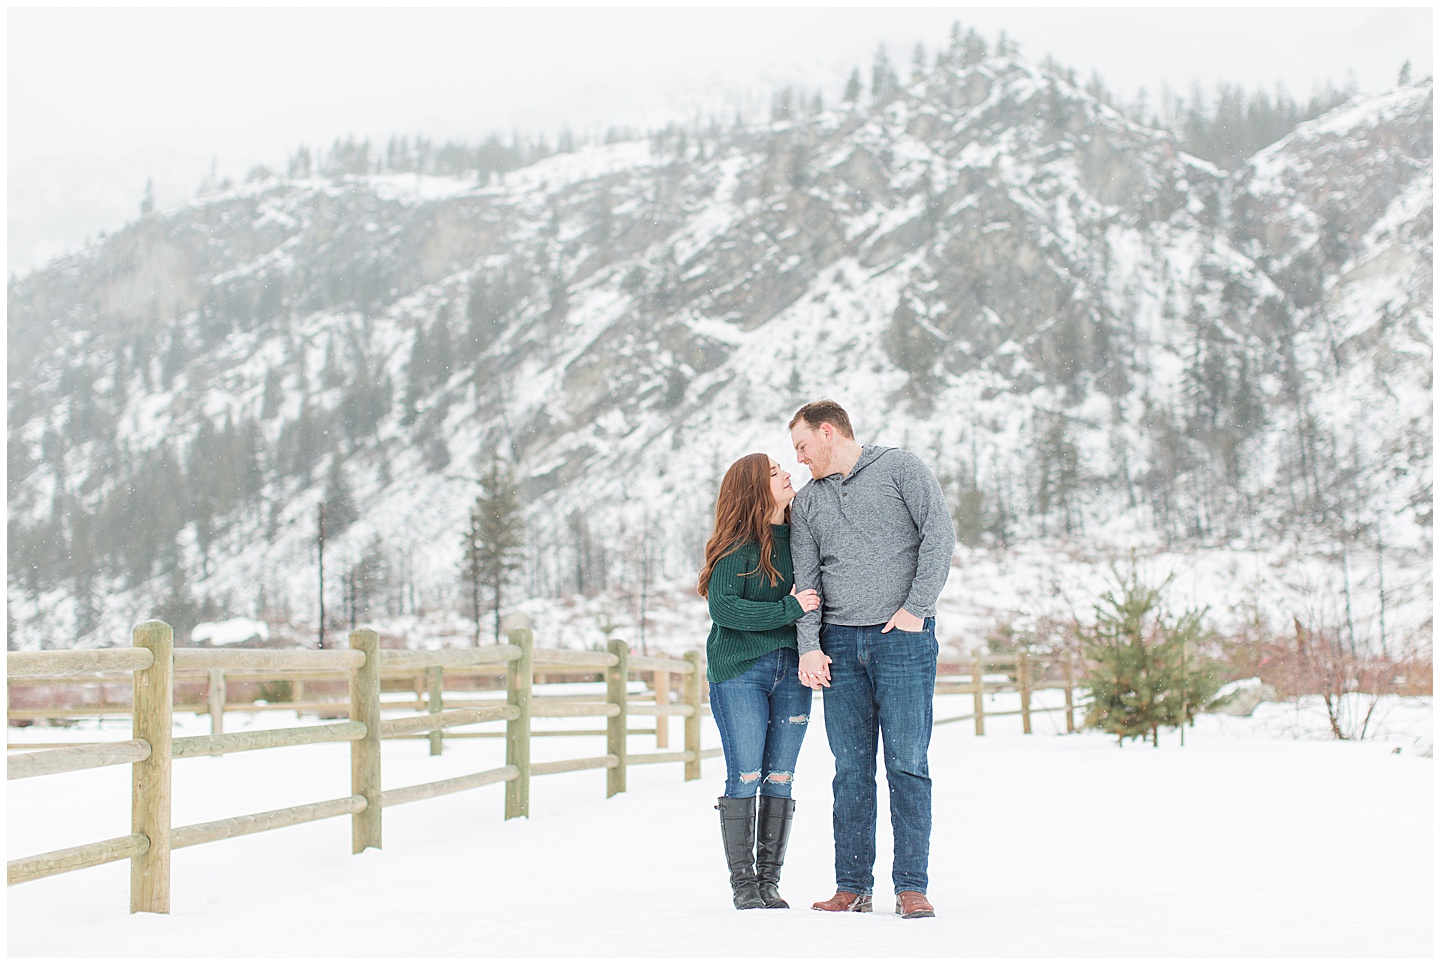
[{"x1": 709, "y1": 647, "x2": 812, "y2": 798}]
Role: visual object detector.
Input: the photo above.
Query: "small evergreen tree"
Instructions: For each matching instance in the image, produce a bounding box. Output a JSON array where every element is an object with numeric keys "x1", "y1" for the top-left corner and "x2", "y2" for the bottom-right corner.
[
  {"x1": 843, "y1": 68, "x2": 863, "y2": 104},
  {"x1": 1079, "y1": 563, "x2": 1228, "y2": 746}
]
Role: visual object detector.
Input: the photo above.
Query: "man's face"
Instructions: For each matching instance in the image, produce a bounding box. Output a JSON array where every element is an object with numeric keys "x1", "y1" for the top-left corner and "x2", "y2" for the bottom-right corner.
[{"x1": 790, "y1": 421, "x2": 834, "y2": 479}]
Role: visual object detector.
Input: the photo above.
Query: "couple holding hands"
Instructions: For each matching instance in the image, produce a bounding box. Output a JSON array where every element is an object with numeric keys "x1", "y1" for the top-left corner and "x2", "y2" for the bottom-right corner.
[{"x1": 699, "y1": 400, "x2": 956, "y2": 919}]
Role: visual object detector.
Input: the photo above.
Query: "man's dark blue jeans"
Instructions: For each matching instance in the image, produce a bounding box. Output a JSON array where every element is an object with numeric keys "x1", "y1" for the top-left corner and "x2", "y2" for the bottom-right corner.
[
  {"x1": 709, "y1": 646, "x2": 813, "y2": 798},
  {"x1": 820, "y1": 618, "x2": 937, "y2": 896}
]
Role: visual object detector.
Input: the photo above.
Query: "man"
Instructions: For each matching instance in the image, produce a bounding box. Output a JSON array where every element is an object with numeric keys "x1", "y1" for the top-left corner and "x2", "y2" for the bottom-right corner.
[{"x1": 787, "y1": 399, "x2": 956, "y2": 920}]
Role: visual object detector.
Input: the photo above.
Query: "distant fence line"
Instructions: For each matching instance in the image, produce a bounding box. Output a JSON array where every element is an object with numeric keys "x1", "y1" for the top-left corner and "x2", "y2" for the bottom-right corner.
[
  {"x1": 6, "y1": 622, "x2": 711, "y2": 914},
  {"x1": 9, "y1": 649, "x2": 1084, "y2": 741}
]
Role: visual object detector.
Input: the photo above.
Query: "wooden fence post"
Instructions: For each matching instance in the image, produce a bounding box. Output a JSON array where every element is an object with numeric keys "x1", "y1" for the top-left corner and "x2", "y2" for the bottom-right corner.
[
  {"x1": 654, "y1": 669, "x2": 670, "y2": 748},
  {"x1": 207, "y1": 668, "x2": 225, "y2": 754},
  {"x1": 505, "y1": 628, "x2": 533, "y2": 819},
  {"x1": 131, "y1": 620, "x2": 173, "y2": 915},
  {"x1": 971, "y1": 655, "x2": 986, "y2": 737},
  {"x1": 1064, "y1": 658, "x2": 1076, "y2": 734},
  {"x1": 349, "y1": 628, "x2": 382, "y2": 853},
  {"x1": 683, "y1": 650, "x2": 702, "y2": 781},
  {"x1": 1018, "y1": 650, "x2": 1032, "y2": 735},
  {"x1": 428, "y1": 666, "x2": 444, "y2": 756},
  {"x1": 606, "y1": 640, "x2": 629, "y2": 798}
]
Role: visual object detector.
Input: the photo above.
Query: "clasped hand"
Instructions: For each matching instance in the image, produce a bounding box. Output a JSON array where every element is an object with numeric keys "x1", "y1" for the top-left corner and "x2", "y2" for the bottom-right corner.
[
  {"x1": 797, "y1": 607, "x2": 921, "y2": 690},
  {"x1": 788, "y1": 585, "x2": 821, "y2": 612}
]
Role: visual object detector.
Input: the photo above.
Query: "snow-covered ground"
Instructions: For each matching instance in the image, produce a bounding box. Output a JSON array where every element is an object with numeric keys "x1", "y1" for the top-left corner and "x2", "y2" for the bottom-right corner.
[{"x1": 8, "y1": 693, "x2": 1432, "y2": 957}]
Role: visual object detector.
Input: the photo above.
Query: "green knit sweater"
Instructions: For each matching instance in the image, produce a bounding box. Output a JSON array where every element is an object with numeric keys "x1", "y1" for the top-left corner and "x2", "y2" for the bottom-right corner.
[{"x1": 704, "y1": 524, "x2": 805, "y2": 683}]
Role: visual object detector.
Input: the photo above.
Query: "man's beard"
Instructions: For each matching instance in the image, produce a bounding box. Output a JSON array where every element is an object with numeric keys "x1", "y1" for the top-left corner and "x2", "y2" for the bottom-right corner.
[{"x1": 807, "y1": 445, "x2": 832, "y2": 478}]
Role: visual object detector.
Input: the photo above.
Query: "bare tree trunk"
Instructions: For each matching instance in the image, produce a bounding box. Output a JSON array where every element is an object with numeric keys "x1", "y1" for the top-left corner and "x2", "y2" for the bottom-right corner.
[
  {"x1": 492, "y1": 573, "x2": 503, "y2": 645},
  {"x1": 317, "y1": 502, "x2": 327, "y2": 649},
  {"x1": 1340, "y1": 538, "x2": 1357, "y2": 657},
  {"x1": 1376, "y1": 521, "x2": 1387, "y2": 657}
]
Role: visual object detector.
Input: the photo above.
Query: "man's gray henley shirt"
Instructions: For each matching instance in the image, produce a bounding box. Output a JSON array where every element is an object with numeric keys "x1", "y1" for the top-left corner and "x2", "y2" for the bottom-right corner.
[{"x1": 790, "y1": 444, "x2": 957, "y2": 654}]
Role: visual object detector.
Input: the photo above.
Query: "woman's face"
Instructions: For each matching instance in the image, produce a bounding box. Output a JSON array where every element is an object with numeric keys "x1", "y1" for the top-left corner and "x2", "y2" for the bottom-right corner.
[{"x1": 768, "y1": 457, "x2": 795, "y2": 511}]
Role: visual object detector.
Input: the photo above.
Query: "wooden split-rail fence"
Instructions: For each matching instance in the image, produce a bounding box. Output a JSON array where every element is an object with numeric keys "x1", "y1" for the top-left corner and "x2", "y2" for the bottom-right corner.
[{"x1": 6, "y1": 622, "x2": 713, "y2": 914}]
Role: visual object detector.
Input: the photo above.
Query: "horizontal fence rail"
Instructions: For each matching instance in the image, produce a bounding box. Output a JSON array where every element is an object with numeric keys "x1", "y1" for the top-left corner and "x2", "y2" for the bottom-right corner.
[
  {"x1": 7, "y1": 621, "x2": 712, "y2": 916},
  {"x1": 172, "y1": 648, "x2": 366, "y2": 673},
  {"x1": 380, "y1": 766, "x2": 519, "y2": 808},
  {"x1": 7, "y1": 739, "x2": 152, "y2": 781},
  {"x1": 7, "y1": 648, "x2": 155, "y2": 677},
  {"x1": 172, "y1": 722, "x2": 367, "y2": 758},
  {"x1": 8, "y1": 833, "x2": 151, "y2": 886},
  {"x1": 171, "y1": 795, "x2": 370, "y2": 850}
]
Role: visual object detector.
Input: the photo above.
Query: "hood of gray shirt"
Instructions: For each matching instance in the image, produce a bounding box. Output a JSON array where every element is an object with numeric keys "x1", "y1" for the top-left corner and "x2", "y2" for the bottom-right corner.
[
  {"x1": 846, "y1": 444, "x2": 894, "y2": 480},
  {"x1": 807, "y1": 444, "x2": 893, "y2": 489}
]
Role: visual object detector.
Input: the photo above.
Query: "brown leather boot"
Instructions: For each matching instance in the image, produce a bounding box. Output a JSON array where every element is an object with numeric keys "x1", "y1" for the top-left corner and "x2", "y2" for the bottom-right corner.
[
  {"x1": 895, "y1": 891, "x2": 935, "y2": 919},
  {"x1": 812, "y1": 890, "x2": 872, "y2": 912}
]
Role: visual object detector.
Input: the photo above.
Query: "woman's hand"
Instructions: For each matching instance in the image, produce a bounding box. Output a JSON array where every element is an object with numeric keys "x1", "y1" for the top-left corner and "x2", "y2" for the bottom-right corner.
[
  {"x1": 798, "y1": 650, "x2": 831, "y2": 689},
  {"x1": 790, "y1": 586, "x2": 820, "y2": 613}
]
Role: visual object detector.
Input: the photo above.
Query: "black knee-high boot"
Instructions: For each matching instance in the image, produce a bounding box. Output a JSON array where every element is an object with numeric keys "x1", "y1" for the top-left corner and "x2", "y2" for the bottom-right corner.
[
  {"x1": 715, "y1": 797, "x2": 766, "y2": 910},
  {"x1": 755, "y1": 796, "x2": 796, "y2": 908}
]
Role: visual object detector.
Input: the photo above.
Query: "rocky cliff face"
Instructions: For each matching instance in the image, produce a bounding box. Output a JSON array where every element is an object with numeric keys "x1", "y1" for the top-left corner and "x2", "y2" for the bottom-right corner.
[{"x1": 7, "y1": 53, "x2": 1431, "y2": 650}]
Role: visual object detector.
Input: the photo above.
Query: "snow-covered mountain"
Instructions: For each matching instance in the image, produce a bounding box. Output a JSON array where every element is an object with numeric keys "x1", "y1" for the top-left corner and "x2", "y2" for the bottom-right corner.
[{"x1": 7, "y1": 53, "x2": 1431, "y2": 652}]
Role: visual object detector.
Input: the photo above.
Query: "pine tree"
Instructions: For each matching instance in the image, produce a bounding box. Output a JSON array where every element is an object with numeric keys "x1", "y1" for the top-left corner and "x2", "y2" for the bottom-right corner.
[
  {"x1": 937, "y1": 21, "x2": 962, "y2": 69},
  {"x1": 159, "y1": 564, "x2": 201, "y2": 644},
  {"x1": 961, "y1": 28, "x2": 988, "y2": 67},
  {"x1": 345, "y1": 536, "x2": 388, "y2": 627},
  {"x1": 843, "y1": 68, "x2": 862, "y2": 104},
  {"x1": 70, "y1": 506, "x2": 99, "y2": 637},
  {"x1": 1078, "y1": 563, "x2": 1227, "y2": 746},
  {"x1": 871, "y1": 45, "x2": 898, "y2": 103},
  {"x1": 401, "y1": 321, "x2": 428, "y2": 426},
  {"x1": 161, "y1": 326, "x2": 188, "y2": 390},
  {"x1": 462, "y1": 507, "x2": 484, "y2": 646},
  {"x1": 1033, "y1": 412, "x2": 1081, "y2": 535},
  {"x1": 261, "y1": 369, "x2": 284, "y2": 420},
  {"x1": 467, "y1": 457, "x2": 526, "y2": 644},
  {"x1": 426, "y1": 306, "x2": 455, "y2": 390},
  {"x1": 323, "y1": 452, "x2": 358, "y2": 535},
  {"x1": 911, "y1": 43, "x2": 927, "y2": 84}
]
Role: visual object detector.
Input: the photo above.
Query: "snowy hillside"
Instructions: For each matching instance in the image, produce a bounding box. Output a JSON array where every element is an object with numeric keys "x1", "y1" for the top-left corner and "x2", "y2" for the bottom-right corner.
[{"x1": 6, "y1": 51, "x2": 1432, "y2": 652}]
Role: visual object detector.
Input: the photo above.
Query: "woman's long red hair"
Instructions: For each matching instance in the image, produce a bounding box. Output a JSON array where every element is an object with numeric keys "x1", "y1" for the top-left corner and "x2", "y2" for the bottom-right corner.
[{"x1": 697, "y1": 453, "x2": 787, "y2": 597}]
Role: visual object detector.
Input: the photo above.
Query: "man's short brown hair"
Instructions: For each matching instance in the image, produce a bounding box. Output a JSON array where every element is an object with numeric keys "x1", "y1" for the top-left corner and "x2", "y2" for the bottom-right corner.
[{"x1": 789, "y1": 399, "x2": 854, "y2": 439}]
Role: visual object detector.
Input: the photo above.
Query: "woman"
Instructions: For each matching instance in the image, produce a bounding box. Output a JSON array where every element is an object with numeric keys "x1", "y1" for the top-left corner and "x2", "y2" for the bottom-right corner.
[{"x1": 699, "y1": 452, "x2": 821, "y2": 910}]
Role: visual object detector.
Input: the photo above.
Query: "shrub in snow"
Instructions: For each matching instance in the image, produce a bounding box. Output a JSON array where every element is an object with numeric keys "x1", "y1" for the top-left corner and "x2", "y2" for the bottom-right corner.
[
  {"x1": 256, "y1": 679, "x2": 294, "y2": 704},
  {"x1": 1079, "y1": 564, "x2": 1229, "y2": 746}
]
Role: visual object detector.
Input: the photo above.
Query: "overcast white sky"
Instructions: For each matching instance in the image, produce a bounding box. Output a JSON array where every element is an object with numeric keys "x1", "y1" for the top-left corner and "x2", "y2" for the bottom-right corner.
[{"x1": 6, "y1": 5, "x2": 1433, "y2": 272}]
